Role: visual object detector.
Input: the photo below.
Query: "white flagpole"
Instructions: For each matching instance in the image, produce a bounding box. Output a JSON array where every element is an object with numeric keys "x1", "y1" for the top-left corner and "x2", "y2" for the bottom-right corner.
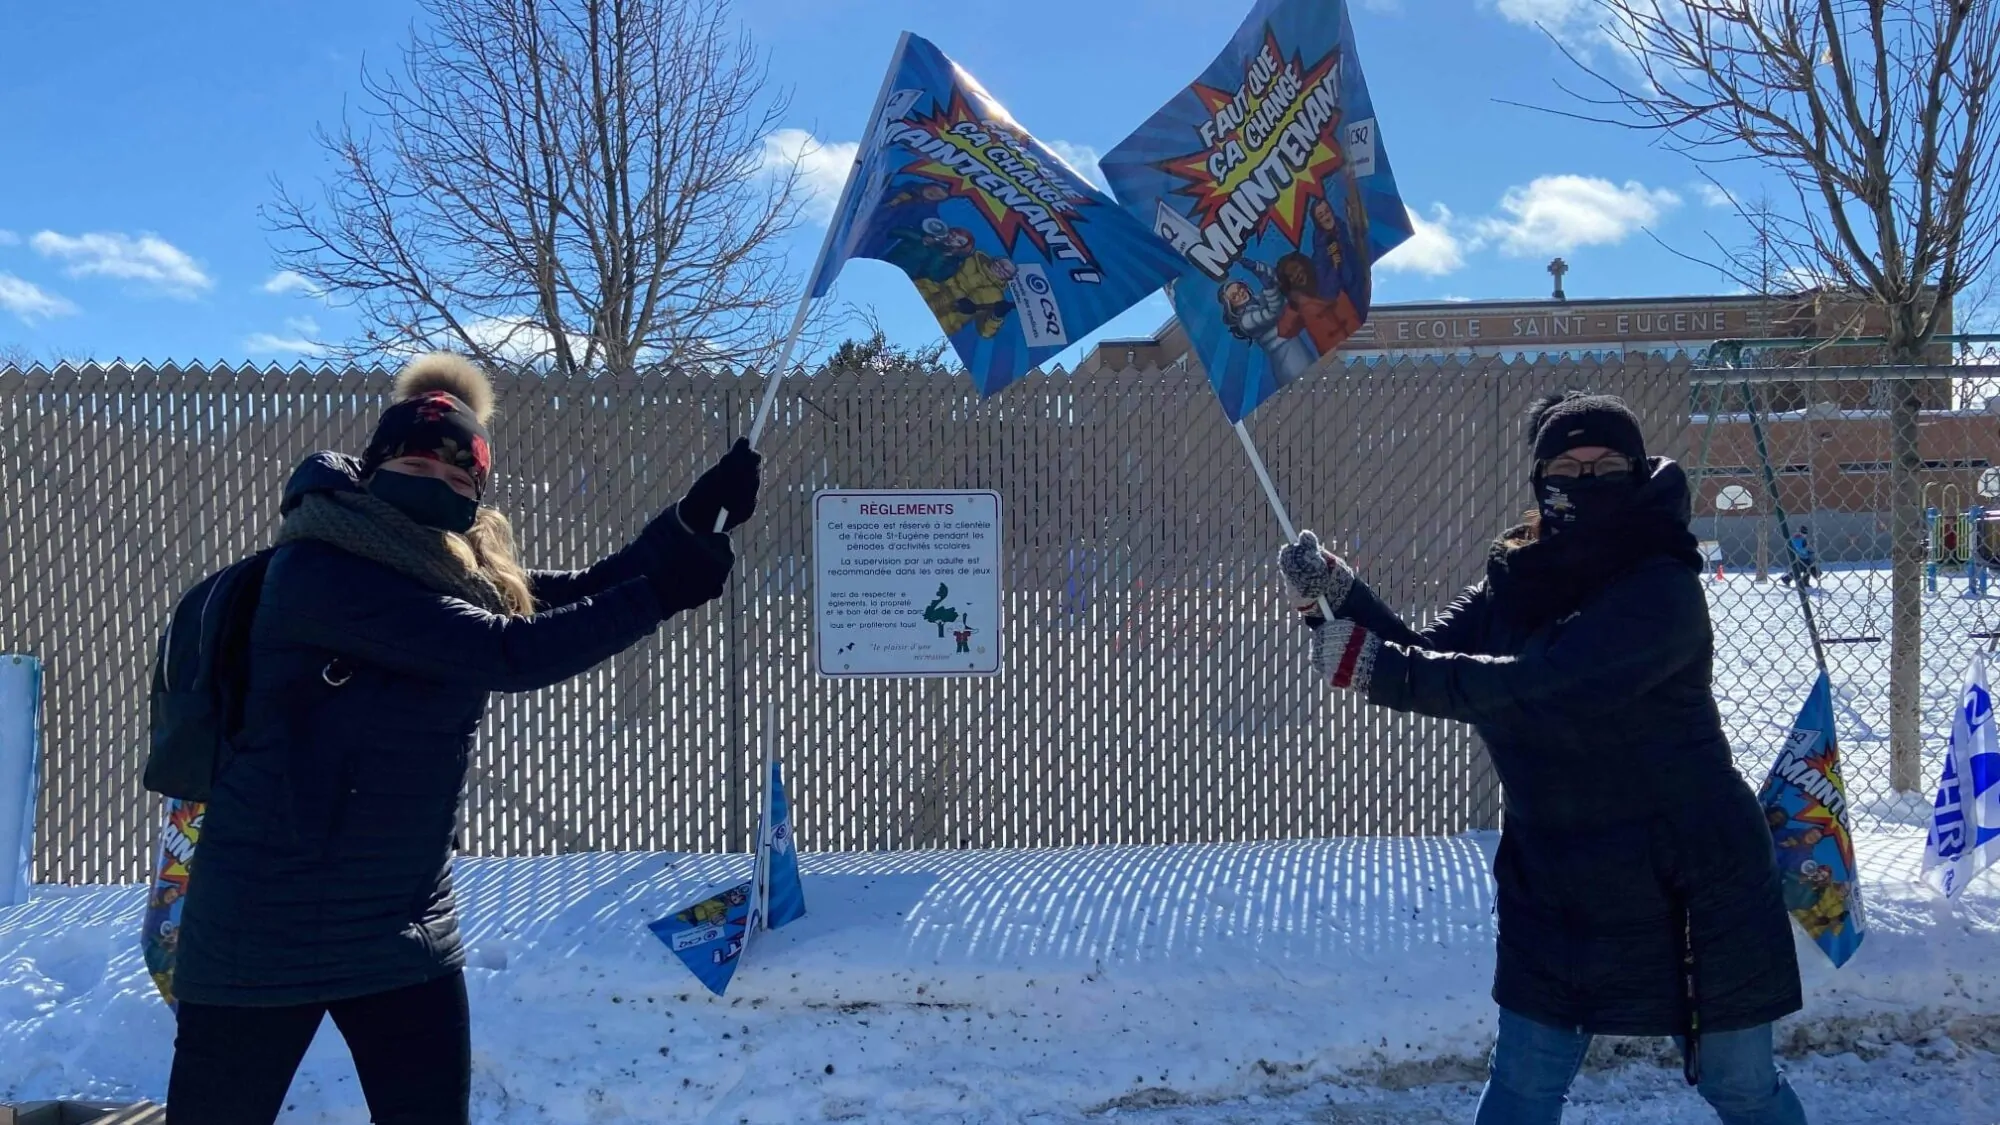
[
  {"x1": 734, "y1": 31, "x2": 914, "y2": 460},
  {"x1": 718, "y1": 40, "x2": 910, "y2": 945},
  {"x1": 1233, "y1": 420, "x2": 1335, "y2": 619},
  {"x1": 755, "y1": 695, "x2": 777, "y2": 927},
  {"x1": 1234, "y1": 420, "x2": 1298, "y2": 540}
]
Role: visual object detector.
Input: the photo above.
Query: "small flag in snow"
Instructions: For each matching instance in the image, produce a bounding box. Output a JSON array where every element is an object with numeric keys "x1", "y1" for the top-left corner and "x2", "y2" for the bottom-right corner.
[
  {"x1": 755, "y1": 756, "x2": 806, "y2": 932},
  {"x1": 648, "y1": 881, "x2": 753, "y2": 997},
  {"x1": 1758, "y1": 672, "x2": 1866, "y2": 967},
  {"x1": 651, "y1": 750, "x2": 805, "y2": 996},
  {"x1": 1925, "y1": 653, "x2": 2000, "y2": 897}
]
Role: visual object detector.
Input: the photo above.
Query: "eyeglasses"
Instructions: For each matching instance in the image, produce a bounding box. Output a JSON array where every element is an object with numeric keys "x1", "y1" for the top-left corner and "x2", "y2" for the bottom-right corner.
[{"x1": 1538, "y1": 453, "x2": 1637, "y2": 481}]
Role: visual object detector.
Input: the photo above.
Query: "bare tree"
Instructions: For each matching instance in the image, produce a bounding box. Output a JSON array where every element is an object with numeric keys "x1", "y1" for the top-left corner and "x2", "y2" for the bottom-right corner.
[
  {"x1": 1542, "y1": 0, "x2": 2000, "y2": 792},
  {"x1": 266, "y1": 0, "x2": 807, "y2": 376},
  {"x1": 1, "y1": 343, "x2": 97, "y2": 370}
]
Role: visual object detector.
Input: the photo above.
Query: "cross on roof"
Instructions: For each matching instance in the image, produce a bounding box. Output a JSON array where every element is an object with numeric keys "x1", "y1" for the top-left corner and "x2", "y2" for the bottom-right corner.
[{"x1": 1548, "y1": 257, "x2": 1569, "y2": 301}]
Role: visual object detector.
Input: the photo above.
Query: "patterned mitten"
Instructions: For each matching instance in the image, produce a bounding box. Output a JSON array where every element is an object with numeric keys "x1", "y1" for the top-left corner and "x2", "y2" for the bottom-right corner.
[
  {"x1": 1302, "y1": 613, "x2": 1381, "y2": 693},
  {"x1": 1277, "y1": 530, "x2": 1356, "y2": 610}
]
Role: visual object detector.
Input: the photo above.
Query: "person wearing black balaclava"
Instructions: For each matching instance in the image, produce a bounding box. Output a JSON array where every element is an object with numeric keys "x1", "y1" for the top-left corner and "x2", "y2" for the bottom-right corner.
[
  {"x1": 1278, "y1": 392, "x2": 1807, "y2": 1125},
  {"x1": 167, "y1": 352, "x2": 760, "y2": 1125}
]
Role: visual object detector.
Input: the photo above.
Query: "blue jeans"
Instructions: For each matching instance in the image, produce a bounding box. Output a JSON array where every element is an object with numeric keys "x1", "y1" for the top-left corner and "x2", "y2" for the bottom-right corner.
[{"x1": 1475, "y1": 1008, "x2": 1808, "y2": 1124}]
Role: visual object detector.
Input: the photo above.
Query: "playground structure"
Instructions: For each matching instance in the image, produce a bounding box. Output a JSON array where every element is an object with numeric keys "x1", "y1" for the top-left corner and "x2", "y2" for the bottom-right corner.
[{"x1": 1924, "y1": 480, "x2": 2000, "y2": 598}]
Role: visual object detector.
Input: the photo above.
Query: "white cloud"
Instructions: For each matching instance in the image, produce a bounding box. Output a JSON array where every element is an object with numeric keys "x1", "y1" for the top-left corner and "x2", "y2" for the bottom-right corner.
[
  {"x1": 243, "y1": 316, "x2": 331, "y2": 358},
  {"x1": 1495, "y1": 0, "x2": 1591, "y2": 26},
  {"x1": 1697, "y1": 183, "x2": 1737, "y2": 209},
  {"x1": 761, "y1": 128, "x2": 860, "y2": 223},
  {"x1": 1473, "y1": 175, "x2": 1680, "y2": 256},
  {"x1": 1491, "y1": 0, "x2": 1638, "y2": 58},
  {"x1": 31, "y1": 230, "x2": 213, "y2": 297},
  {"x1": 1378, "y1": 203, "x2": 1467, "y2": 276},
  {"x1": 1493, "y1": 0, "x2": 1603, "y2": 49},
  {"x1": 243, "y1": 331, "x2": 330, "y2": 358},
  {"x1": 0, "y1": 273, "x2": 79, "y2": 322},
  {"x1": 458, "y1": 315, "x2": 592, "y2": 364},
  {"x1": 0, "y1": 230, "x2": 18, "y2": 247},
  {"x1": 1044, "y1": 140, "x2": 1106, "y2": 189},
  {"x1": 1773, "y1": 263, "x2": 1835, "y2": 292},
  {"x1": 263, "y1": 270, "x2": 324, "y2": 298}
]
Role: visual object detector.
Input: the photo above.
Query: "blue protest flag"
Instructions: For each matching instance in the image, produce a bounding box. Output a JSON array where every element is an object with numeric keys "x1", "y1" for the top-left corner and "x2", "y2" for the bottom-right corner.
[
  {"x1": 758, "y1": 756, "x2": 806, "y2": 931},
  {"x1": 140, "y1": 798, "x2": 203, "y2": 1006},
  {"x1": 1925, "y1": 653, "x2": 2000, "y2": 897},
  {"x1": 648, "y1": 881, "x2": 753, "y2": 997},
  {"x1": 0, "y1": 654, "x2": 41, "y2": 909},
  {"x1": 809, "y1": 33, "x2": 1187, "y2": 394},
  {"x1": 1100, "y1": 0, "x2": 1413, "y2": 423},
  {"x1": 1758, "y1": 672, "x2": 1866, "y2": 967}
]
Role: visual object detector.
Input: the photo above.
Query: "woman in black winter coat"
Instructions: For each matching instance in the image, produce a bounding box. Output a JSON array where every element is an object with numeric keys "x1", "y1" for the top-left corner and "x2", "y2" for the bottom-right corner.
[
  {"x1": 1279, "y1": 393, "x2": 1807, "y2": 1125},
  {"x1": 167, "y1": 353, "x2": 761, "y2": 1125}
]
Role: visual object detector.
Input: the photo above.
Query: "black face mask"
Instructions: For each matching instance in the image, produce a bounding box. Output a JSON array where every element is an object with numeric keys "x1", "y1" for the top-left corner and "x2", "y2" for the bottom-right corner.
[
  {"x1": 1535, "y1": 474, "x2": 1637, "y2": 534},
  {"x1": 369, "y1": 470, "x2": 479, "y2": 533}
]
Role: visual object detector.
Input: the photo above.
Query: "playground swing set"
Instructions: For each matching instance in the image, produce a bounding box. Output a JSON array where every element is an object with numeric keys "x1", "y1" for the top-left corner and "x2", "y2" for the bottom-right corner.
[
  {"x1": 1692, "y1": 332, "x2": 2000, "y2": 653},
  {"x1": 1687, "y1": 376, "x2": 1886, "y2": 647}
]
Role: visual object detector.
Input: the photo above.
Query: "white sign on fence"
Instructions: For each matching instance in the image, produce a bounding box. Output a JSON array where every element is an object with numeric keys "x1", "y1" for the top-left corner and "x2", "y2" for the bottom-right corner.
[{"x1": 814, "y1": 490, "x2": 1002, "y2": 677}]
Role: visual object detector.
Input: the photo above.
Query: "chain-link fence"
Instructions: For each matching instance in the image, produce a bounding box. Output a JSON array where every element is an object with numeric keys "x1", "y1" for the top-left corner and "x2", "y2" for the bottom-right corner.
[
  {"x1": 4, "y1": 355, "x2": 1996, "y2": 883},
  {"x1": 1687, "y1": 360, "x2": 2000, "y2": 835}
]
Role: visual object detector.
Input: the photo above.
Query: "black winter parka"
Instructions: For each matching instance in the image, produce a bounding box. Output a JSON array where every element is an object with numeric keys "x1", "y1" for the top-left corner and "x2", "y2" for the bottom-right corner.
[
  {"x1": 1344, "y1": 460, "x2": 1802, "y2": 1035},
  {"x1": 174, "y1": 453, "x2": 714, "y2": 1006}
]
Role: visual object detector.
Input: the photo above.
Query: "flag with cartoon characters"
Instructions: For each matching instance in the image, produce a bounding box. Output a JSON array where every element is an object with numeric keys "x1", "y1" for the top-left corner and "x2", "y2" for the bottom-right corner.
[
  {"x1": 1759, "y1": 672, "x2": 1866, "y2": 966},
  {"x1": 649, "y1": 878, "x2": 754, "y2": 997},
  {"x1": 1100, "y1": 0, "x2": 1413, "y2": 422},
  {"x1": 811, "y1": 33, "x2": 1187, "y2": 393},
  {"x1": 1924, "y1": 653, "x2": 2000, "y2": 897},
  {"x1": 648, "y1": 752, "x2": 804, "y2": 996},
  {"x1": 141, "y1": 798, "x2": 203, "y2": 1005}
]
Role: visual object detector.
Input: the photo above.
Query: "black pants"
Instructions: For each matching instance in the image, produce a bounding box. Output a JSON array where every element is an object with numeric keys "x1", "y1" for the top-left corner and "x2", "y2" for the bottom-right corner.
[{"x1": 166, "y1": 971, "x2": 470, "y2": 1125}]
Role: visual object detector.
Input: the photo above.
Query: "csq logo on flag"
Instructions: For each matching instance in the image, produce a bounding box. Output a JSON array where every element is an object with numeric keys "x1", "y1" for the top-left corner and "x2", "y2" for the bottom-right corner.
[
  {"x1": 807, "y1": 33, "x2": 1184, "y2": 395},
  {"x1": 669, "y1": 923, "x2": 727, "y2": 953},
  {"x1": 1008, "y1": 263, "x2": 1068, "y2": 348},
  {"x1": 648, "y1": 882, "x2": 753, "y2": 995}
]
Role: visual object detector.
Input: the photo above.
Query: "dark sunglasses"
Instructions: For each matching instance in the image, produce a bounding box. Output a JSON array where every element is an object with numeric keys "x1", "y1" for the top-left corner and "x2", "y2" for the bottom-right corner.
[{"x1": 1538, "y1": 453, "x2": 1637, "y2": 481}]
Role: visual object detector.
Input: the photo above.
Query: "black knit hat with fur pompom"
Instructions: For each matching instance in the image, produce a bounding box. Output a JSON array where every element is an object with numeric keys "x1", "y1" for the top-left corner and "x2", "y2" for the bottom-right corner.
[
  {"x1": 360, "y1": 352, "x2": 496, "y2": 496},
  {"x1": 1524, "y1": 390, "x2": 1646, "y2": 465}
]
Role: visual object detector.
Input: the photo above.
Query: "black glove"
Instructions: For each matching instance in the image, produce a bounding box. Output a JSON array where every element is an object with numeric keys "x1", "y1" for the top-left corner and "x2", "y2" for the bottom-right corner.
[
  {"x1": 648, "y1": 525, "x2": 736, "y2": 616},
  {"x1": 678, "y1": 438, "x2": 762, "y2": 532}
]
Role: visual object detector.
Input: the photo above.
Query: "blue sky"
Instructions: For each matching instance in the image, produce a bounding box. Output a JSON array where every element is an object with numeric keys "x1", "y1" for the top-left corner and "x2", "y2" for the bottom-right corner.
[{"x1": 0, "y1": 0, "x2": 1782, "y2": 369}]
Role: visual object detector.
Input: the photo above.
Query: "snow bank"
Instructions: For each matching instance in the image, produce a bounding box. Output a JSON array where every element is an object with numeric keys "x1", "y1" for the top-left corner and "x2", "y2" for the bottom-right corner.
[{"x1": 3, "y1": 832, "x2": 1999, "y2": 1123}]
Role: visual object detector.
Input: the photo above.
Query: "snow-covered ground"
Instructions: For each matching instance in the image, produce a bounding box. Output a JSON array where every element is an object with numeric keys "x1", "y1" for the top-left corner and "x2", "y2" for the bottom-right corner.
[
  {"x1": 5, "y1": 565, "x2": 1997, "y2": 1121},
  {"x1": 1101, "y1": 1047, "x2": 2000, "y2": 1124},
  {"x1": 6, "y1": 832, "x2": 2000, "y2": 1123},
  {"x1": 1708, "y1": 564, "x2": 2000, "y2": 827}
]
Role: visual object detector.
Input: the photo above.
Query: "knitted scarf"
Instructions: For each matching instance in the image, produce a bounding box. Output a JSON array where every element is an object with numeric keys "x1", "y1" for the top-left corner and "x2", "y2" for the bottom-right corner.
[{"x1": 276, "y1": 489, "x2": 508, "y2": 613}]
